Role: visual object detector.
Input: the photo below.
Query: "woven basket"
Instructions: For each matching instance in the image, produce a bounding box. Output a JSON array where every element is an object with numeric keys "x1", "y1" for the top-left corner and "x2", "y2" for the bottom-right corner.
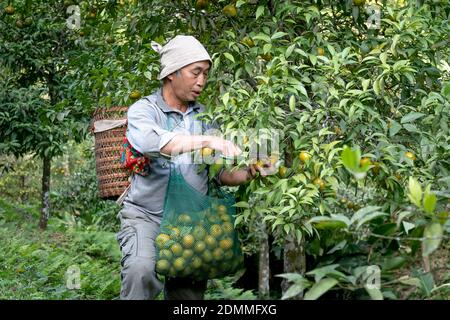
[{"x1": 92, "y1": 106, "x2": 130, "y2": 200}]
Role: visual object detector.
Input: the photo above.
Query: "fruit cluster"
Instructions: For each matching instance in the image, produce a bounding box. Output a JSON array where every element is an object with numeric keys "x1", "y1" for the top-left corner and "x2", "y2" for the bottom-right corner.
[{"x1": 155, "y1": 204, "x2": 242, "y2": 280}]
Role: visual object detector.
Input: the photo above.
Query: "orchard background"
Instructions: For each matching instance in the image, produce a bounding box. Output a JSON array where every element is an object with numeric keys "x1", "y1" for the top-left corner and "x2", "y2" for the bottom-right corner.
[{"x1": 0, "y1": 0, "x2": 449, "y2": 300}]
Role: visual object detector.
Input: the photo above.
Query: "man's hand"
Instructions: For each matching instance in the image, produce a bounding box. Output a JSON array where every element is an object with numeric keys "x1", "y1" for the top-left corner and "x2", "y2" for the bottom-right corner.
[
  {"x1": 246, "y1": 159, "x2": 277, "y2": 180},
  {"x1": 207, "y1": 136, "x2": 242, "y2": 158}
]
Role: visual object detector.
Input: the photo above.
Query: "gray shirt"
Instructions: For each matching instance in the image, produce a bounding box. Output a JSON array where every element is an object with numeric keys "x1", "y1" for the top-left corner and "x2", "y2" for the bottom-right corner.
[{"x1": 123, "y1": 88, "x2": 222, "y2": 217}]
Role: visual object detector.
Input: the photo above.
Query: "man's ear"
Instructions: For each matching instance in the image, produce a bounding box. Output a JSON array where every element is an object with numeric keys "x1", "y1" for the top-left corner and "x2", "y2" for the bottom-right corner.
[{"x1": 166, "y1": 73, "x2": 174, "y2": 81}]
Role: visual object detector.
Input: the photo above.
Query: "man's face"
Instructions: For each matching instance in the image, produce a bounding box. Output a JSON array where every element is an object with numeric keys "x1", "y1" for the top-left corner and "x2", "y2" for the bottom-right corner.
[{"x1": 167, "y1": 60, "x2": 210, "y2": 103}]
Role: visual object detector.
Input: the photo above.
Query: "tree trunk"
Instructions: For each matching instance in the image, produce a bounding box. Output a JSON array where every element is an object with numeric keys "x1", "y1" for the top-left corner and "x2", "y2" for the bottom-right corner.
[
  {"x1": 39, "y1": 155, "x2": 51, "y2": 230},
  {"x1": 281, "y1": 235, "x2": 306, "y2": 299},
  {"x1": 258, "y1": 221, "x2": 270, "y2": 299}
]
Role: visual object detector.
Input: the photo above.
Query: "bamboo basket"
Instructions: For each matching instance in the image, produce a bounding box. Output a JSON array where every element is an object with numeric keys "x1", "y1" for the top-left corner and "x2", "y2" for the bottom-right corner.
[{"x1": 91, "y1": 106, "x2": 130, "y2": 200}]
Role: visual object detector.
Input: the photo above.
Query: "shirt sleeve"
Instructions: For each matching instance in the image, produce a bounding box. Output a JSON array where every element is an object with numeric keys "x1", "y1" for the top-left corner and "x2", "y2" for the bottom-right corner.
[{"x1": 126, "y1": 100, "x2": 179, "y2": 159}]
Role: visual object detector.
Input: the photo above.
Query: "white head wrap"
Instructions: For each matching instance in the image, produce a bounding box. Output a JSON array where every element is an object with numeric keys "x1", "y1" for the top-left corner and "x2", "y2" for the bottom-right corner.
[{"x1": 151, "y1": 35, "x2": 212, "y2": 80}]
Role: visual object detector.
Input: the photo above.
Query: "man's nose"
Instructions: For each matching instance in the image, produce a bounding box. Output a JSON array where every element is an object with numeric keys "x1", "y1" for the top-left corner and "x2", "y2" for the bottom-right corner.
[{"x1": 196, "y1": 74, "x2": 207, "y2": 87}]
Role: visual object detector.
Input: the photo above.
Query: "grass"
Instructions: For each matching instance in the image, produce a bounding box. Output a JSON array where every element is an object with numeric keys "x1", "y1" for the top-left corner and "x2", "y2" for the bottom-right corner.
[{"x1": 0, "y1": 198, "x2": 256, "y2": 300}]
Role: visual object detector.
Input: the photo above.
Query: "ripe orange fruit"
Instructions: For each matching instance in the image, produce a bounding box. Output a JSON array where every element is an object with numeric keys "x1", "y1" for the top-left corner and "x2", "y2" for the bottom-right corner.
[
  {"x1": 201, "y1": 147, "x2": 214, "y2": 157},
  {"x1": 195, "y1": 0, "x2": 209, "y2": 10},
  {"x1": 219, "y1": 214, "x2": 231, "y2": 222},
  {"x1": 313, "y1": 178, "x2": 326, "y2": 190},
  {"x1": 219, "y1": 238, "x2": 233, "y2": 250},
  {"x1": 5, "y1": 6, "x2": 15, "y2": 15},
  {"x1": 155, "y1": 234, "x2": 170, "y2": 249},
  {"x1": 170, "y1": 243, "x2": 183, "y2": 257},
  {"x1": 353, "y1": 0, "x2": 366, "y2": 6},
  {"x1": 192, "y1": 257, "x2": 202, "y2": 269},
  {"x1": 210, "y1": 224, "x2": 223, "y2": 238},
  {"x1": 222, "y1": 222, "x2": 234, "y2": 233},
  {"x1": 213, "y1": 247, "x2": 224, "y2": 261},
  {"x1": 87, "y1": 11, "x2": 97, "y2": 19},
  {"x1": 177, "y1": 214, "x2": 192, "y2": 225},
  {"x1": 170, "y1": 227, "x2": 180, "y2": 238},
  {"x1": 242, "y1": 37, "x2": 255, "y2": 48},
  {"x1": 360, "y1": 157, "x2": 372, "y2": 167},
  {"x1": 278, "y1": 166, "x2": 288, "y2": 178},
  {"x1": 182, "y1": 249, "x2": 194, "y2": 260},
  {"x1": 216, "y1": 204, "x2": 227, "y2": 215},
  {"x1": 181, "y1": 234, "x2": 195, "y2": 249},
  {"x1": 129, "y1": 90, "x2": 142, "y2": 100},
  {"x1": 223, "y1": 4, "x2": 237, "y2": 17},
  {"x1": 405, "y1": 152, "x2": 416, "y2": 161},
  {"x1": 260, "y1": 53, "x2": 272, "y2": 61},
  {"x1": 204, "y1": 235, "x2": 217, "y2": 249},
  {"x1": 202, "y1": 250, "x2": 213, "y2": 263},
  {"x1": 372, "y1": 161, "x2": 381, "y2": 175},
  {"x1": 159, "y1": 249, "x2": 172, "y2": 260},
  {"x1": 193, "y1": 226, "x2": 206, "y2": 240},
  {"x1": 173, "y1": 257, "x2": 186, "y2": 271},
  {"x1": 299, "y1": 151, "x2": 311, "y2": 163},
  {"x1": 15, "y1": 20, "x2": 24, "y2": 29},
  {"x1": 194, "y1": 241, "x2": 206, "y2": 253},
  {"x1": 156, "y1": 260, "x2": 170, "y2": 273}
]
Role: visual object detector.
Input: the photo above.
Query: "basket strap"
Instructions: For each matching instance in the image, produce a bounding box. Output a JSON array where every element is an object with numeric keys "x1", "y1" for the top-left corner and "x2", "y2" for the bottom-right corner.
[{"x1": 93, "y1": 119, "x2": 127, "y2": 133}]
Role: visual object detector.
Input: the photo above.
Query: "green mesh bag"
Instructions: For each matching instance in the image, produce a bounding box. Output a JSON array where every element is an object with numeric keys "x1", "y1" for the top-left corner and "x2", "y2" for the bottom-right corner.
[{"x1": 155, "y1": 162, "x2": 243, "y2": 281}]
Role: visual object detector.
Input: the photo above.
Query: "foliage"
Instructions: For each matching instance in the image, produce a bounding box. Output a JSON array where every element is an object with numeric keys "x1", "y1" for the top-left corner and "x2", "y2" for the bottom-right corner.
[{"x1": 0, "y1": 0, "x2": 449, "y2": 299}]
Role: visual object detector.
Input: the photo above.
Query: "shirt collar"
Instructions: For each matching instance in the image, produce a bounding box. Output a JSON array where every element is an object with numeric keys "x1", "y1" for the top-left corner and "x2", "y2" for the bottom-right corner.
[{"x1": 155, "y1": 88, "x2": 200, "y2": 115}]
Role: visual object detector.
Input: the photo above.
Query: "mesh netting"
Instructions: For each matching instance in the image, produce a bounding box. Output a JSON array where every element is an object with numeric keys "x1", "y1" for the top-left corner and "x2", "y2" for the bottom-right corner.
[{"x1": 155, "y1": 163, "x2": 243, "y2": 281}]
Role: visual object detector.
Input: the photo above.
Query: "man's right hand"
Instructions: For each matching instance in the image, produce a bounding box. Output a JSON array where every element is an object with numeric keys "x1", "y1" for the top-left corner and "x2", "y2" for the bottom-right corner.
[{"x1": 207, "y1": 136, "x2": 242, "y2": 158}]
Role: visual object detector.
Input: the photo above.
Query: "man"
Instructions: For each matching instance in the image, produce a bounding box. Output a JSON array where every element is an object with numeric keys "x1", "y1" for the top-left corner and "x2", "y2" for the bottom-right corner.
[{"x1": 117, "y1": 35, "x2": 274, "y2": 300}]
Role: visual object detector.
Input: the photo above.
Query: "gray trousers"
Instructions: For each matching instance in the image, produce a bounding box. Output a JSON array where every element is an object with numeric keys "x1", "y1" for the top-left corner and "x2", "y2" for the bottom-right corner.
[{"x1": 116, "y1": 206, "x2": 207, "y2": 300}]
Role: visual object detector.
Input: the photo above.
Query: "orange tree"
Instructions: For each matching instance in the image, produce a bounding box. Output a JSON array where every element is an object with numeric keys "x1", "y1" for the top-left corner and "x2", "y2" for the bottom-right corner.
[
  {"x1": 69, "y1": 0, "x2": 449, "y2": 299},
  {"x1": 0, "y1": 0, "x2": 92, "y2": 229}
]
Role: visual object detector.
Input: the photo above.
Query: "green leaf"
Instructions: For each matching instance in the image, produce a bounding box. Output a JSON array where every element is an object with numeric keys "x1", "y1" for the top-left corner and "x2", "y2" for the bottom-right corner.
[
  {"x1": 401, "y1": 112, "x2": 425, "y2": 124},
  {"x1": 256, "y1": 5, "x2": 265, "y2": 20},
  {"x1": 281, "y1": 284, "x2": 304, "y2": 300},
  {"x1": 422, "y1": 192, "x2": 437, "y2": 214},
  {"x1": 373, "y1": 78, "x2": 380, "y2": 95},
  {"x1": 365, "y1": 286, "x2": 383, "y2": 300},
  {"x1": 289, "y1": 95, "x2": 296, "y2": 112},
  {"x1": 233, "y1": 201, "x2": 249, "y2": 208},
  {"x1": 253, "y1": 33, "x2": 271, "y2": 43},
  {"x1": 271, "y1": 32, "x2": 288, "y2": 40},
  {"x1": 362, "y1": 79, "x2": 370, "y2": 91},
  {"x1": 341, "y1": 146, "x2": 367, "y2": 180},
  {"x1": 390, "y1": 34, "x2": 400, "y2": 57},
  {"x1": 382, "y1": 256, "x2": 406, "y2": 271},
  {"x1": 389, "y1": 120, "x2": 402, "y2": 137},
  {"x1": 341, "y1": 145, "x2": 360, "y2": 170},
  {"x1": 407, "y1": 177, "x2": 422, "y2": 208},
  {"x1": 350, "y1": 206, "x2": 381, "y2": 225},
  {"x1": 379, "y1": 52, "x2": 388, "y2": 65},
  {"x1": 304, "y1": 278, "x2": 338, "y2": 300},
  {"x1": 422, "y1": 222, "x2": 443, "y2": 257},
  {"x1": 222, "y1": 92, "x2": 230, "y2": 106},
  {"x1": 306, "y1": 264, "x2": 347, "y2": 282},
  {"x1": 223, "y1": 52, "x2": 235, "y2": 63}
]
